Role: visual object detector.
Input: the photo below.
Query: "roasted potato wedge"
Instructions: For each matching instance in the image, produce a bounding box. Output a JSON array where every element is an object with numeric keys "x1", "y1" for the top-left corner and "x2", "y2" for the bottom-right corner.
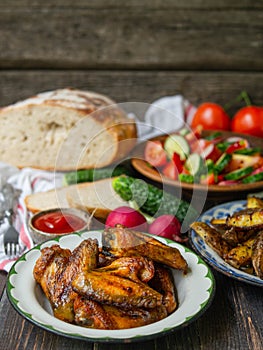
[
  {"x1": 191, "y1": 196, "x2": 263, "y2": 279},
  {"x1": 247, "y1": 196, "x2": 263, "y2": 209},
  {"x1": 225, "y1": 238, "x2": 254, "y2": 269},
  {"x1": 226, "y1": 208, "x2": 263, "y2": 230},
  {"x1": 190, "y1": 222, "x2": 230, "y2": 258},
  {"x1": 251, "y1": 231, "x2": 263, "y2": 279},
  {"x1": 210, "y1": 218, "x2": 227, "y2": 226}
]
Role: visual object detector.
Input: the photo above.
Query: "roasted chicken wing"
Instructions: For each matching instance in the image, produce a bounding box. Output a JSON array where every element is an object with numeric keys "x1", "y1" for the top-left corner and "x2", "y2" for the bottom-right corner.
[
  {"x1": 102, "y1": 226, "x2": 188, "y2": 273},
  {"x1": 148, "y1": 263, "x2": 178, "y2": 314},
  {"x1": 95, "y1": 256, "x2": 155, "y2": 282},
  {"x1": 34, "y1": 231, "x2": 182, "y2": 329},
  {"x1": 72, "y1": 266, "x2": 162, "y2": 309},
  {"x1": 74, "y1": 296, "x2": 167, "y2": 329},
  {"x1": 33, "y1": 239, "x2": 98, "y2": 322}
]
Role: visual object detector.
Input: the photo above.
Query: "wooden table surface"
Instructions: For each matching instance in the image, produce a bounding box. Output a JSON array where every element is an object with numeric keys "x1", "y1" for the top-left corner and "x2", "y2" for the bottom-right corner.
[{"x1": 0, "y1": 231, "x2": 262, "y2": 350}]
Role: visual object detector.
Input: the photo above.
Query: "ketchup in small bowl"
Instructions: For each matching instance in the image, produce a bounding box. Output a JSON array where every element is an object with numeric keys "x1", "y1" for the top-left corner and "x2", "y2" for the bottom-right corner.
[{"x1": 29, "y1": 208, "x2": 90, "y2": 244}]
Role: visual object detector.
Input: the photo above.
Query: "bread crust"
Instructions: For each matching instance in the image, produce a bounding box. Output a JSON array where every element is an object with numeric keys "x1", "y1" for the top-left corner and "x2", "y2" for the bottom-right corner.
[
  {"x1": 0, "y1": 88, "x2": 137, "y2": 170},
  {"x1": 25, "y1": 178, "x2": 128, "y2": 222}
]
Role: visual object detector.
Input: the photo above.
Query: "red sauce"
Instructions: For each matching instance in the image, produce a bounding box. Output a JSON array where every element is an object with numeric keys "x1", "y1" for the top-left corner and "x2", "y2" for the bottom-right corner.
[{"x1": 33, "y1": 211, "x2": 87, "y2": 234}]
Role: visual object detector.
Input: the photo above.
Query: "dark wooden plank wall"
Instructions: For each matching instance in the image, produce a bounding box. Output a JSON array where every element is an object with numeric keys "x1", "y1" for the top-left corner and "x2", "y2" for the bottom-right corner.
[{"x1": 0, "y1": 0, "x2": 263, "y2": 112}]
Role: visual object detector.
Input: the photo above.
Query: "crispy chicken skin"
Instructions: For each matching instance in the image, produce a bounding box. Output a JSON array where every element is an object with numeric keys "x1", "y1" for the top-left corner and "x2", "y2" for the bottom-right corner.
[
  {"x1": 72, "y1": 267, "x2": 162, "y2": 309},
  {"x1": 102, "y1": 226, "x2": 188, "y2": 273},
  {"x1": 33, "y1": 239, "x2": 99, "y2": 322},
  {"x1": 74, "y1": 296, "x2": 167, "y2": 329},
  {"x1": 95, "y1": 256, "x2": 155, "y2": 283},
  {"x1": 33, "y1": 245, "x2": 71, "y2": 301},
  {"x1": 149, "y1": 263, "x2": 178, "y2": 314},
  {"x1": 73, "y1": 297, "x2": 115, "y2": 329},
  {"x1": 34, "y1": 232, "x2": 182, "y2": 329}
]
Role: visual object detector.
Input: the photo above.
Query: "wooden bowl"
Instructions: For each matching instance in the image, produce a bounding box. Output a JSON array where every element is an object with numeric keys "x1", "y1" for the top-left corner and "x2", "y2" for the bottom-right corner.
[{"x1": 131, "y1": 131, "x2": 263, "y2": 205}]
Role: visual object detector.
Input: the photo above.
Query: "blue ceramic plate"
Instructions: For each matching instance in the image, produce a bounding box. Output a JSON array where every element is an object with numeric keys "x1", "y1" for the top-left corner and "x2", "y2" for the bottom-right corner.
[
  {"x1": 7, "y1": 231, "x2": 215, "y2": 343},
  {"x1": 190, "y1": 200, "x2": 263, "y2": 287}
]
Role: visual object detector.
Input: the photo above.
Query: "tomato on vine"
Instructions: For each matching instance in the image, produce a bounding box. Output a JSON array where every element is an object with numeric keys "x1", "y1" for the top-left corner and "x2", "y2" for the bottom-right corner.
[
  {"x1": 191, "y1": 103, "x2": 231, "y2": 131},
  {"x1": 231, "y1": 106, "x2": 263, "y2": 138}
]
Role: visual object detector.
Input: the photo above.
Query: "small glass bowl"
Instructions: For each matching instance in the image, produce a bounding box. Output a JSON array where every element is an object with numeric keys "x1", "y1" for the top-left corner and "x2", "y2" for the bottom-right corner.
[{"x1": 28, "y1": 208, "x2": 90, "y2": 244}]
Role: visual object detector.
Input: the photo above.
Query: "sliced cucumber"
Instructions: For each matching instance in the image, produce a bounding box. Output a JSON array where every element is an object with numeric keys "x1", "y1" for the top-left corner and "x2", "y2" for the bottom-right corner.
[
  {"x1": 185, "y1": 153, "x2": 203, "y2": 176},
  {"x1": 179, "y1": 173, "x2": 194, "y2": 184},
  {"x1": 164, "y1": 134, "x2": 190, "y2": 160},
  {"x1": 214, "y1": 153, "x2": 232, "y2": 173},
  {"x1": 216, "y1": 142, "x2": 231, "y2": 152},
  {"x1": 224, "y1": 166, "x2": 254, "y2": 181},
  {"x1": 179, "y1": 128, "x2": 190, "y2": 136},
  {"x1": 205, "y1": 131, "x2": 222, "y2": 140},
  {"x1": 235, "y1": 147, "x2": 261, "y2": 156},
  {"x1": 242, "y1": 171, "x2": 263, "y2": 184},
  {"x1": 205, "y1": 159, "x2": 214, "y2": 173}
]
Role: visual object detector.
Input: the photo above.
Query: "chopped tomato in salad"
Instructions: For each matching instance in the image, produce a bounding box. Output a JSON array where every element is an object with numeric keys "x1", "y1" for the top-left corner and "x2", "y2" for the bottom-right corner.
[
  {"x1": 144, "y1": 140, "x2": 167, "y2": 167},
  {"x1": 143, "y1": 127, "x2": 263, "y2": 186}
]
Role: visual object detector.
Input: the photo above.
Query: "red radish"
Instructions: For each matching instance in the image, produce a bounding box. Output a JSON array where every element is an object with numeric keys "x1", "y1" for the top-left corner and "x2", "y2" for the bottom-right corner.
[
  {"x1": 217, "y1": 180, "x2": 239, "y2": 186},
  {"x1": 105, "y1": 206, "x2": 148, "y2": 232},
  {"x1": 148, "y1": 215, "x2": 186, "y2": 242},
  {"x1": 250, "y1": 166, "x2": 263, "y2": 175}
]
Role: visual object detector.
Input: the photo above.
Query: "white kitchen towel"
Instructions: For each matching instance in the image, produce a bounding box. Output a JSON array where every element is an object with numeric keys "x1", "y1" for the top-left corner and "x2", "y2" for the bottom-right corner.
[
  {"x1": 132, "y1": 95, "x2": 196, "y2": 140},
  {"x1": 0, "y1": 95, "x2": 196, "y2": 271}
]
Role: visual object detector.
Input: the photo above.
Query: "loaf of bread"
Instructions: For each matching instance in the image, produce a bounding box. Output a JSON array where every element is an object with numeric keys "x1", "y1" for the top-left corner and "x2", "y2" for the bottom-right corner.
[
  {"x1": 0, "y1": 88, "x2": 137, "y2": 170},
  {"x1": 25, "y1": 178, "x2": 128, "y2": 221}
]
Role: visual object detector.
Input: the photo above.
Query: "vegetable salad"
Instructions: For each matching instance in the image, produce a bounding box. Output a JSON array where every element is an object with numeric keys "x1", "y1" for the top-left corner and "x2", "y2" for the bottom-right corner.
[{"x1": 144, "y1": 127, "x2": 263, "y2": 185}]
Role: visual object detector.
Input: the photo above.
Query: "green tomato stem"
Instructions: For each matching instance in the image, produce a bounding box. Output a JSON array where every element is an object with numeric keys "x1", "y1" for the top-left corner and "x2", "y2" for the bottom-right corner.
[
  {"x1": 240, "y1": 90, "x2": 252, "y2": 106},
  {"x1": 224, "y1": 90, "x2": 252, "y2": 111}
]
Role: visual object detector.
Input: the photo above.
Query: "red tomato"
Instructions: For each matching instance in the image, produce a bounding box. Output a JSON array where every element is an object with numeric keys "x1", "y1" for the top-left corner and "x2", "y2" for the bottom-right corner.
[
  {"x1": 231, "y1": 106, "x2": 263, "y2": 138},
  {"x1": 191, "y1": 138, "x2": 211, "y2": 154},
  {"x1": 144, "y1": 140, "x2": 167, "y2": 167},
  {"x1": 172, "y1": 153, "x2": 183, "y2": 173},
  {"x1": 185, "y1": 125, "x2": 203, "y2": 142},
  {"x1": 163, "y1": 153, "x2": 184, "y2": 180},
  {"x1": 191, "y1": 103, "x2": 231, "y2": 131},
  {"x1": 163, "y1": 161, "x2": 178, "y2": 180},
  {"x1": 225, "y1": 140, "x2": 247, "y2": 154},
  {"x1": 200, "y1": 173, "x2": 216, "y2": 185},
  {"x1": 202, "y1": 143, "x2": 222, "y2": 162}
]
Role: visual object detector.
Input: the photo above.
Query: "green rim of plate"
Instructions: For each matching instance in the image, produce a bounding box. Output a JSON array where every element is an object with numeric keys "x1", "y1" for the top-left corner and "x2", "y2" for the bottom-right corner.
[{"x1": 7, "y1": 231, "x2": 216, "y2": 343}]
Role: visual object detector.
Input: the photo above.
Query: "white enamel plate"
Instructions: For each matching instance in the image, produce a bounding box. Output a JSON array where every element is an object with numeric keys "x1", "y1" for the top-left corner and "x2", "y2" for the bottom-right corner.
[{"x1": 7, "y1": 231, "x2": 215, "y2": 343}]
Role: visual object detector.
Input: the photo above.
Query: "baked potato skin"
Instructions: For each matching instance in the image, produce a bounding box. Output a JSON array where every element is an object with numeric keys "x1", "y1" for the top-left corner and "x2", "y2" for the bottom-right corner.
[
  {"x1": 191, "y1": 196, "x2": 263, "y2": 279},
  {"x1": 252, "y1": 231, "x2": 263, "y2": 279}
]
